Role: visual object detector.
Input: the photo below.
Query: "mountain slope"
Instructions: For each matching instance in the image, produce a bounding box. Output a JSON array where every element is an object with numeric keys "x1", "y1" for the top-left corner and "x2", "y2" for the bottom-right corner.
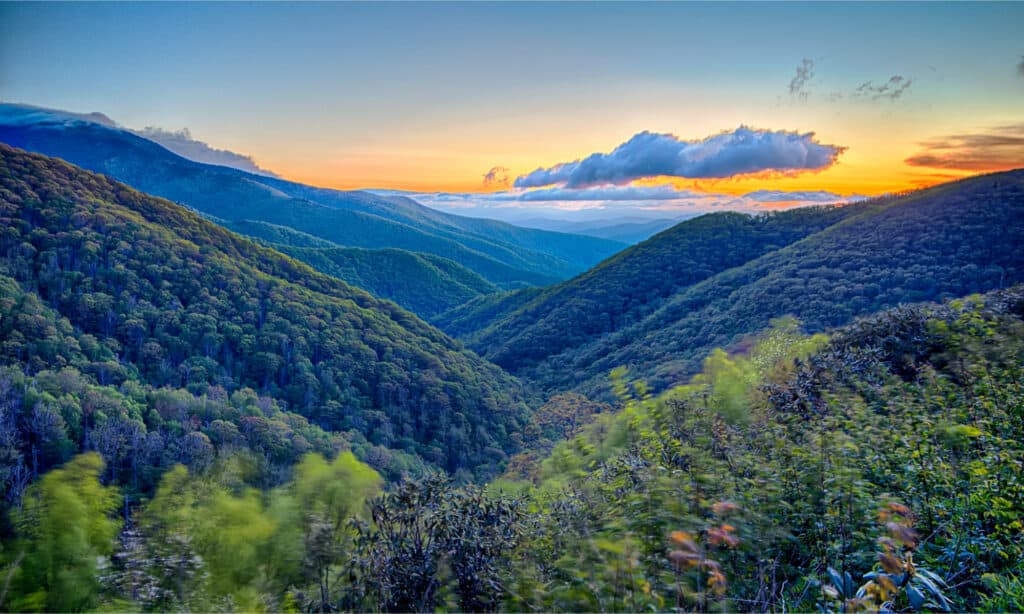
[
  {"x1": 506, "y1": 286, "x2": 1024, "y2": 611},
  {"x1": 0, "y1": 143, "x2": 530, "y2": 474},
  {"x1": 0, "y1": 104, "x2": 625, "y2": 288},
  {"x1": 225, "y1": 219, "x2": 499, "y2": 317},
  {"x1": 527, "y1": 170, "x2": 1024, "y2": 393},
  {"x1": 446, "y1": 204, "x2": 866, "y2": 368},
  {"x1": 273, "y1": 245, "x2": 498, "y2": 318}
]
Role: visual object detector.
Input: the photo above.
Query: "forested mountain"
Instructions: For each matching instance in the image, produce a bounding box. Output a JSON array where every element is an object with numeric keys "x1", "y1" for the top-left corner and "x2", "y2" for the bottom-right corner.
[
  {"x1": 272, "y1": 246, "x2": 497, "y2": 318},
  {"x1": 222, "y1": 219, "x2": 499, "y2": 317},
  {"x1": 0, "y1": 144, "x2": 531, "y2": 481},
  {"x1": 0, "y1": 104, "x2": 625, "y2": 289},
  {"x1": 452, "y1": 171, "x2": 1024, "y2": 395},
  {"x1": 495, "y1": 287, "x2": 1024, "y2": 612},
  {"x1": 440, "y1": 204, "x2": 866, "y2": 366},
  {"x1": 574, "y1": 217, "x2": 689, "y2": 244},
  {"x1": 5, "y1": 284, "x2": 1021, "y2": 611}
]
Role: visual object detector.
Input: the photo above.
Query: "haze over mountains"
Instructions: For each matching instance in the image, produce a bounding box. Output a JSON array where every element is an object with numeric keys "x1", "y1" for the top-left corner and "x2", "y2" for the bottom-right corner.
[{"x1": 0, "y1": 103, "x2": 625, "y2": 308}]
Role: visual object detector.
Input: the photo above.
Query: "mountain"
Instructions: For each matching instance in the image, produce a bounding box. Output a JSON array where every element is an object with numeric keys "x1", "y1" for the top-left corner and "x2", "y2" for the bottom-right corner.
[
  {"x1": 502, "y1": 286, "x2": 1024, "y2": 611},
  {"x1": 501, "y1": 215, "x2": 692, "y2": 244},
  {"x1": 449, "y1": 170, "x2": 1024, "y2": 395},
  {"x1": 0, "y1": 143, "x2": 532, "y2": 476},
  {"x1": 224, "y1": 219, "x2": 498, "y2": 317},
  {"x1": 441, "y1": 204, "x2": 865, "y2": 369},
  {"x1": 273, "y1": 246, "x2": 497, "y2": 319},
  {"x1": 0, "y1": 103, "x2": 625, "y2": 290},
  {"x1": 569, "y1": 217, "x2": 688, "y2": 244}
]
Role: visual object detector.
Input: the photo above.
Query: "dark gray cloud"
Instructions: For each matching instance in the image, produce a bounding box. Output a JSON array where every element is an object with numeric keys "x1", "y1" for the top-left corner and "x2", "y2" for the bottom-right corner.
[
  {"x1": 133, "y1": 127, "x2": 279, "y2": 177},
  {"x1": 905, "y1": 123, "x2": 1024, "y2": 171},
  {"x1": 1018, "y1": 55, "x2": 1024, "y2": 77},
  {"x1": 789, "y1": 58, "x2": 815, "y2": 101},
  {"x1": 514, "y1": 127, "x2": 845, "y2": 189},
  {"x1": 482, "y1": 166, "x2": 510, "y2": 188},
  {"x1": 853, "y1": 75, "x2": 913, "y2": 100}
]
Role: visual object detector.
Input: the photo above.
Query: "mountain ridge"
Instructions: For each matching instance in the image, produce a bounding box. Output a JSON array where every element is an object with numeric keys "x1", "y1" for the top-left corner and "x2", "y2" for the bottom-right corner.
[
  {"x1": 0, "y1": 143, "x2": 532, "y2": 475},
  {"x1": 0, "y1": 103, "x2": 625, "y2": 291}
]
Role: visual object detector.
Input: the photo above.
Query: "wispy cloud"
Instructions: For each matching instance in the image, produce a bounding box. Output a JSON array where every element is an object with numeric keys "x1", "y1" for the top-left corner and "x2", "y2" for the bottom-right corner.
[
  {"x1": 743, "y1": 189, "x2": 866, "y2": 203},
  {"x1": 482, "y1": 165, "x2": 510, "y2": 188},
  {"x1": 852, "y1": 75, "x2": 913, "y2": 100},
  {"x1": 369, "y1": 186, "x2": 864, "y2": 221},
  {"x1": 514, "y1": 127, "x2": 845, "y2": 189},
  {"x1": 133, "y1": 126, "x2": 279, "y2": 177},
  {"x1": 1018, "y1": 55, "x2": 1024, "y2": 77},
  {"x1": 905, "y1": 124, "x2": 1024, "y2": 172},
  {"x1": 789, "y1": 58, "x2": 815, "y2": 101}
]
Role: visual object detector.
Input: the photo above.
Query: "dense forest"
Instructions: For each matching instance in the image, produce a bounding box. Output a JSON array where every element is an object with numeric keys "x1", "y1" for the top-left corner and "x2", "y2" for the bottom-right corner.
[
  {"x1": 0, "y1": 103, "x2": 625, "y2": 289},
  {"x1": 442, "y1": 205, "x2": 864, "y2": 367},
  {"x1": 0, "y1": 145, "x2": 531, "y2": 479},
  {"x1": 442, "y1": 171, "x2": 1024, "y2": 397},
  {"x1": 0, "y1": 139, "x2": 1022, "y2": 612},
  {"x1": 224, "y1": 218, "x2": 500, "y2": 317},
  {"x1": 2, "y1": 280, "x2": 1021, "y2": 611}
]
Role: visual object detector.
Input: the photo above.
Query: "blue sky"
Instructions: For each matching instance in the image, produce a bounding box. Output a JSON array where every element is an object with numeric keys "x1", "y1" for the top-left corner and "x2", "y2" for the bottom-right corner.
[{"x1": 2, "y1": 2, "x2": 1022, "y2": 212}]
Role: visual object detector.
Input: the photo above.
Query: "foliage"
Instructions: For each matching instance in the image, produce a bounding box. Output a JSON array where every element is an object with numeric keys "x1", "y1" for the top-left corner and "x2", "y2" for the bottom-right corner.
[
  {"x1": 7, "y1": 453, "x2": 121, "y2": 612},
  {"x1": 497, "y1": 287, "x2": 1024, "y2": 612},
  {"x1": 445, "y1": 205, "x2": 857, "y2": 368},
  {"x1": 448, "y1": 171, "x2": 1024, "y2": 399},
  {"x1": 351, "y1": 474, "x2": 522, "y2": 612},
  {"x1": 0, "y1": 144, "x2": 531, "y2": 479},
  {"x1": 270, "y1": 244, "x2": 498, "y2": 319}
]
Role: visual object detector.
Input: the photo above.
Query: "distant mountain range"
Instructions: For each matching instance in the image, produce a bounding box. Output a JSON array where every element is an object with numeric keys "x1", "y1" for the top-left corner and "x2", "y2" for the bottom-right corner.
[
  {"x1": 440, "y1": 170, "x2": 1024, "y2": 395},
  {"x1": 511, "y1": 215, "x2": 695, "y2": 244},
  {"x1": 0, "y1": 104, "x2": 625, "y2": 308}
]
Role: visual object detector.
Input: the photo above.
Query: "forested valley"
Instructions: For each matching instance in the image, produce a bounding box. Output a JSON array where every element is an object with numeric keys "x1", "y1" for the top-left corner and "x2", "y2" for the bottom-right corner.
[{"x1": 0, "y1": 142, "x2": 1021, "y2": 613}]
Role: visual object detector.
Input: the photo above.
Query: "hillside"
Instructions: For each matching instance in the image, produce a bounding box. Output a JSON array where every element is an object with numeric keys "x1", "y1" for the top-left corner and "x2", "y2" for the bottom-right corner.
[
  {"x1": 0, "y1": 104, "x2": 625, "y2": 289},
  {"x1": 495, "y1": 287, "x2": 1024, "y2": 611},
  {"x1": 454, "y1": 171, "x2": 1024, "y2": 395},
  {"x1": 0, "y1": 144, "x2": 531, "y2": 477},
  {"x1": 569, "y1": 170, "x2": 1024, "y2": 392},
  {"x1": 444, "y1": 204, "x2": 866, "y2": 368},
  {"x1": 225, "y1": 219, "x2": 498, "y2": 317},
  {"x1": 273, "y1": 245, "x2": 497, "y2": 318}
]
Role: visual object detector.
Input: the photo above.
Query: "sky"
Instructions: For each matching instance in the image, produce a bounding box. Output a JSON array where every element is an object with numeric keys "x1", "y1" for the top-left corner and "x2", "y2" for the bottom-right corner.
[{"x1": 2, "y1": 2, "x2": 1023, "y2": 218}]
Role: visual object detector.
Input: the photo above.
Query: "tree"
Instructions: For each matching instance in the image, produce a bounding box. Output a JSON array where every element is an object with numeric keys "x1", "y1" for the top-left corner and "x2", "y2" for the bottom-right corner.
[{"x1": 10, "y1": 453, "x2": 121, "y2": 612}]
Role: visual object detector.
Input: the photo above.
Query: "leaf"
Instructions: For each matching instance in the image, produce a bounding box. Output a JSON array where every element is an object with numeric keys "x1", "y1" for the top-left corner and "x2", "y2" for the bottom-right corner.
[{"x1": 907, "y1": 584, "x2": 925, "y2": 610}]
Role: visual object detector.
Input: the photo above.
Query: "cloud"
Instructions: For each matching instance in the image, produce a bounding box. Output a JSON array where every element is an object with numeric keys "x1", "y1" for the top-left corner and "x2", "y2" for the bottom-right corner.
[
  {"x1": 514, "y1": 127, "x2": 845, "y2": 189},
  {"x1": 516, "y1": 184, "x2": 704, "y2": 202},
  {"x1": 743, "y1": 189, "x2": 867, "y2": 203},
  {"x1": 132, "y1": 127, "x2": 279, "y2": 177},
  {"x1": 905, "y1": 123, "x2": 1024, "y2": 172},
  {"x1": 482, "y1": 165, "x2": 510, "y2": 188},
  {"x1": 0, "y1": 102, "x2": 280, "y2": 177},
  {"x1": 1018, "y1": 55, "x2": 1024, "y2": 77},
  {"x1": 0, "y1": 102, "x2": 118, "y2": 128},
  {"x1": 789, "y1": 58, "x2": 815, "y2": 101},
  {"x1": 368, "y1": 186, "x2": 866, "y2": 221},
  {"x1": 853, "y1": 75, "x2": 913, "y2": 100}
]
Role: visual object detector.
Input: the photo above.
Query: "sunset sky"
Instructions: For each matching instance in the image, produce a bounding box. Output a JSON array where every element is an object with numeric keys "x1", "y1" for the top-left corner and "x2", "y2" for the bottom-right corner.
[{"x1": 2, "y1": 2, "x2": 1022, "y2": 216}]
